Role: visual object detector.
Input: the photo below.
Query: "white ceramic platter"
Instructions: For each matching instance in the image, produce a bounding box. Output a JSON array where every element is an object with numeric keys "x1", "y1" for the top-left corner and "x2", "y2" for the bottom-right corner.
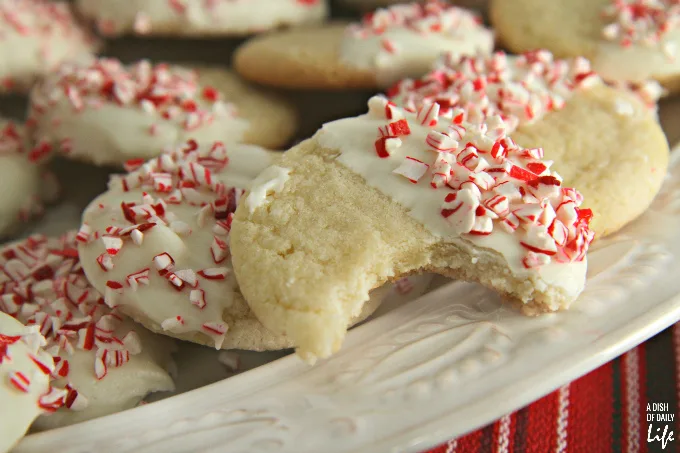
[{"x1": 11, "y1": 142, "x2": 680, "y2": 452}]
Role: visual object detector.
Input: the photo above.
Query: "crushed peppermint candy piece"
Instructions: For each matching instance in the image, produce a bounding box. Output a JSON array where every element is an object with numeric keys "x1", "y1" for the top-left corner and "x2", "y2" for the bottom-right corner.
[{"x1": 602, "y1": 0, "x2": 680, "y2": 58}]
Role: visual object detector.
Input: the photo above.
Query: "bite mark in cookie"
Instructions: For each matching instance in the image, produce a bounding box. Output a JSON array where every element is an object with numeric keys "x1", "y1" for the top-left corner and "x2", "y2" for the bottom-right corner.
[
  {"x1": 388, "y1": 50, "x2": 669, "y2": 236},
  {"x1": 232, "y1": 97, "x2": 596, "y2": 361}
]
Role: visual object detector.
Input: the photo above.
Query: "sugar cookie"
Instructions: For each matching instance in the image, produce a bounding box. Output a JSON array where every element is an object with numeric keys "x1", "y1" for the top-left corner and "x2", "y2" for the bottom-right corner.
[
  {"x1": 490, "y1": 0, "x2": 680, "y2": 92},
  {"x1": 0, "y1": 233, "x2": 176, "y2": 429},
  {"x1": 75, "y1": 0, "x2": 328, "y2": 37},
  {"x1": 0, "y1": 312, "x2": 55, "y2": 453},
  {"x1": 0, "y1": 121, "x2": 49, "y2": 237},
  {"x1": 77, "y1": 140, "x2": 384, "y2": 351},
  {"x1": 231, "y1": 96, "x2": 599, "y2": 361},
  {"x1": 388, "y1": 51, "x2": 669, "y2": 237},
  {"x1": 28, "y1": 58, "x2": 298, "y2": 166},
  {"x1": 0, "y1": 0, "x2": 98, "y2": 93},
  {"x1": 235, "y1": 0, "x2": 493, "y2": 89}
]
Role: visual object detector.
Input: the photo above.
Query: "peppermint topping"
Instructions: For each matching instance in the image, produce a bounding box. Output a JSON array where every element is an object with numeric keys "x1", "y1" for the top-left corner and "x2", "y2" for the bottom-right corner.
[
  {"x1": 29, "y1": 59, "x2": 238, "y2": 146},
  {"x1": 348, "y1": 0, "x2": 483, "y2": 39},
  {"x1": 0, "y1": 0, "x2": 96, "y2": 91},
  {"x1": 0, "y1": 233, "x2": 148, "y2": 413},
  {"x1": 388, "y1": 50, "x2": 602, "y2": 134},
  {"x1": 0, "y1": 121, "x2": 50, "y2": 226},
  {"x1": 366, "y1": 95, "x2": 594, "y2": 268},
  {"x1": 80, "y1": 140, "x2": 247, "y2": 348},
  {"x1": 602, "y1": 0, "x2": 680, "y2": 57},
  {"x1": 92, "y1": 0, "x2": 323, "y2": 36}
]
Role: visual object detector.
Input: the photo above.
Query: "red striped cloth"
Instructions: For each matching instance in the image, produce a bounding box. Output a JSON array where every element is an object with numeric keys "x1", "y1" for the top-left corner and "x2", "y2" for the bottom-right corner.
[{"x1": 424, "y1": 324, "x2": 680, "y2": 453}]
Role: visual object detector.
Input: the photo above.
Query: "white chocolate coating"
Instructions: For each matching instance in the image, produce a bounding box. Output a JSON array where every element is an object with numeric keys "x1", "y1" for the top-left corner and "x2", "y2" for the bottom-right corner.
[
  {"x1": 76, "y1": 0, "x2": 328, "y2": 37},
  {"x1": 78, "y1": 143, "x2": 282, "y2": 348},
  {"x1": 0, "y1": 313, "x2": 53, "y2": 453},
  {"x1": 29, "y1": 61, "x2": 252, "y2": 167},
  {"x1": 340, "y1": 3, "x2": 493, "y2": 87}
]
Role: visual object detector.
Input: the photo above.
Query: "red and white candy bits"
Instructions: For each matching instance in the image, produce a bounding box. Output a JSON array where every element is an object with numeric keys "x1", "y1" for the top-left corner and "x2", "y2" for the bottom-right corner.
[
  {"x1": 602, "y1": 0, "x2": 680, "y2": 57},
  {"x1": 0, "y1": 233, "x2": 174, "y2": 427},
  {"x1": 77, "y1": 140, "x2": 277, "y2": 349},
  {"x1": 0, "y1": 311, "x2": 59, "y2": 453},
  {"x1": 76, "y1": 0, "x2": 328, "y2": 37},
  {"x1": 28, "y1": 58, "x2": 250, "y2": 166},
  {"x1": 341, "y1": 0, "x2": 493, "y2": 86},
  {"x1": 0, "y1": 0, "x2": 97, "y2": 92}
]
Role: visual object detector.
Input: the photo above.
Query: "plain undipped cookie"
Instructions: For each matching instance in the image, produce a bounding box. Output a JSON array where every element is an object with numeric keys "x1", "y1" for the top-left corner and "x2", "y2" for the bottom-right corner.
[
  {"x1": 77, "y1": 140, "x2": 385, "y2": 351},
  {"x1": 235, "y1": 0, "x2": 493, "y2": 89},
  {"x1": 388, "y1": 50, "x2": 669, "y2": 237},
  {"x1": 231, "y1": 97, "x2": 598, "y2": 361},
  {"x1": 490, "y1": 0, "x2": 680, "y2": 92},
  {"x1": 0, "y1": 0, "x2": 98, "y2": 93},
  {"x1": 29, "y1": 58, "x2": 298, "y2": 166},
  {"x1": 0, "y1": 233, "x2": 176, "y2": 430},
  {"x1": 76, "y1": 0, "x2": 328, "y2": 37}
]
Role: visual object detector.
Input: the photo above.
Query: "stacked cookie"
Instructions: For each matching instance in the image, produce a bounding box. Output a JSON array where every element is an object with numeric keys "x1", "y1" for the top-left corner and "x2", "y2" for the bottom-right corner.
[{"x1": 0, "y1": 0, "x2": 675, "y2": 450}]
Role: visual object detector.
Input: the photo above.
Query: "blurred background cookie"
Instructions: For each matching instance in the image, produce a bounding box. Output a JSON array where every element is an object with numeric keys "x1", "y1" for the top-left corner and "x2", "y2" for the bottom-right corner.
[
  {"x1": 28, "y1": 58, "x2": 298, "y2": 166},
  {"x1": 76, "y1": 0, "x2": 329, "y2": 37},
  {"x1": 235, "y1": 1, "x2": 493, "y2": 89},
  {"x1": 0, "y1": 0, "x2": 98, "y2": 93},
  {"x1": 490, "y1": 0, "x2": 680, "y2": 93},
  {"x1": 388, "y1": 50, "x2": 669, "y2": 237},
  {"x1": 0, "y1": 234, "x2": 177, "y2": 430}
]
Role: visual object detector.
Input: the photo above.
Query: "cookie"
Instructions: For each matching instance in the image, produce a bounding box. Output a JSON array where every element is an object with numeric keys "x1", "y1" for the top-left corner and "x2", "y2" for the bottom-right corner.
[
  {"x1": 28, "y1": 58, "x2": 298, "y2": 166},
  {"x1": 231, "y1": 96, "x2": 600, "y2": 361},
  {"x1": 0, "y1": 312, "x2": 56, "y2": 453},
  {"x1": 0, "y1": 0, "x2": 98, "y2": 93},
  {"x1": 235, "y1": 0, "x2": 493, "y2": 89},
  {"x1": 0, "y1": 233, "x2": 176, "y2": 430},
  {"x1": 76, "y1": 140, "x2": 385, "y2": 351},
  {"x1": 0, "y1": 121, "x2": 50, "y2": 237},
  {"x1": 490, "y1": 0, "x2": 680, "y2": 92},
  {"x1": 388, "y1": 50, "x2": 669, "y2": 237},
  {"x1": 75, "y1": 0, "x2": 328, "y2": 37}
]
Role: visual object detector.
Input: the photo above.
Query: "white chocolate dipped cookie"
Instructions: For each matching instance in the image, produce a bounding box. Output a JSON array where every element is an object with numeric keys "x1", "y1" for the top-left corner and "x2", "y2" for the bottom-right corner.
[
  {"x1": 76, "y1": 0, "x2": 328, "y2": 37},
  {"x1": 0, "y1": 0, "x2": 98, "y2": 93},
  {"x1": 77, "y1": 141, "x2": 385, "y2": 352},
  {"x1": 28, "y1": 58, "x2": 298, "y2": 167},
  {"x1": 0, "y1": 121, "x2": 50, "y2": 237},
  {"x1": 490, "y1": 0, "x2": 680, "y2": 93},
  {"x1": 388, "y1": 50, "x2": 669, "y2": 237},
  {"x1": 231, "y1": 96, "x2": 598, "y2": 361},
  {"x1": 0, "y1": 233, "x2": 176, "y2": 430},
  {"x1": 0, "y1": 312, "x2": 57, "y2": 453},
  {"x1": 235, "y1": 0, "x2": 493, "y2": 89}
]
